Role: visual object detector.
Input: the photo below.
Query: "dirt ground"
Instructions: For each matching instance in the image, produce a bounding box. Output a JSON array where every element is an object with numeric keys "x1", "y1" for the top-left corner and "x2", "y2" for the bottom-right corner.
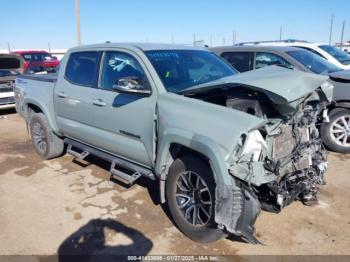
[{"x1": 0, "y1": 109, "x2": 350, "y2": 259}]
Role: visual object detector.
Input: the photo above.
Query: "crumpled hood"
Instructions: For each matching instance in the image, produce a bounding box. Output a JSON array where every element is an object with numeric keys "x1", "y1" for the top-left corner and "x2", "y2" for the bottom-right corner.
[{"x1": 182, "y1": 66, "x2": 331, "y2": 104}]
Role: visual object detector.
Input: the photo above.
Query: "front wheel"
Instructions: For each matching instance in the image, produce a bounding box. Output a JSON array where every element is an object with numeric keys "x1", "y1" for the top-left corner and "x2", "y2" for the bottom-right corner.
[
  {"x1": 166, "y1": 155, "x2": 226, "y2": 243},
  {"x1": 321, "y1": 108, "x2": 350, "y2": 153}
]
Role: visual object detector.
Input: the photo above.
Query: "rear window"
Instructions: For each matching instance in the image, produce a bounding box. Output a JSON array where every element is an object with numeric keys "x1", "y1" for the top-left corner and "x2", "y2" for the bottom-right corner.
[
  {"x1": 319, "y1": 45, "x2": 350, "y2": 65},
  {"x1": 65, "y1": 52, "x2": 99, "y2": 87},
  {"x1": 220, "y1": 52, "x2": 253, "y2": 72},
  {"x1": 292, "y1": 46, "x2": 327, "y2": 59}
]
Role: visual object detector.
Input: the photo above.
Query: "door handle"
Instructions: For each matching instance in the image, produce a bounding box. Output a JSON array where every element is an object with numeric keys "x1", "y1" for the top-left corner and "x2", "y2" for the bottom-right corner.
[
  {"x1": 92, "y1": 99, "x2": 107, "y2": 107},
  {"x1": 57, "y1": 91, "x2": 67, "y2": 98}
]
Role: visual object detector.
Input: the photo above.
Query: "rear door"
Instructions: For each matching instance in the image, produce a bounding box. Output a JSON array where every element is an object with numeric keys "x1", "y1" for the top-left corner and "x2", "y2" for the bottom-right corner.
[
  {"x1": 54, "y1": 51, "x2": 101, "y2": 143},
  {"x1": 89, "y1": 50, "x2": 157, "y2": 167}
]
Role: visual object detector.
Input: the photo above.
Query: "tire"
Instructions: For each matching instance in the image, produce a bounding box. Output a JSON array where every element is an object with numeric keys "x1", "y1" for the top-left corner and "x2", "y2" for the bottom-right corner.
[
  {"x1": 166, "y1": 154, "x2": 226, "y2": 243},
  {"x1": 321, "y1": 108, "x2": 350, "y2": 153},
  {"x1": 29, "y1": 113, "x2": 64, "y2": 160}
]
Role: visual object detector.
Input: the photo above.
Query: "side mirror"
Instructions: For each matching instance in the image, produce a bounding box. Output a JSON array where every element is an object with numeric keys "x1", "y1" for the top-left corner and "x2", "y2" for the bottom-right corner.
[
  {"x1": 53, "y1": 56, "x2": 58, "y2": 60},
  {"x1": 112, "y1": 76, "x2": 151, "y2": 96}
]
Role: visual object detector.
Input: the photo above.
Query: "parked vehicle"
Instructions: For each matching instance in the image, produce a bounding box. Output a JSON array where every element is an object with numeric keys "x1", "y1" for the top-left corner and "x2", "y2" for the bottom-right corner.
[
  {"x1": 236, "y1": 40, "x2": 350, "y2": 70},
  {"x1": 0, "y1": 54, "x2": 23, "y2": 109},
  {"x1": 15, "y1": 43, "x2": 333, "y2": 243},
  {"x1": 12, "y1": 50, "x2": 60, "y2": 73},
  {"x1": 211, "y1": 45, "x2": 350, "y2": 153}
]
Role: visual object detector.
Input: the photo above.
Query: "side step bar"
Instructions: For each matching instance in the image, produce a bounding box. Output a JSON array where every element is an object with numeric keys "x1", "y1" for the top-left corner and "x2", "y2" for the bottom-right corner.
[
  {"x1": 64, "y1": 138, "x2": 155, "y2": 185},
  {"x1": 67, "y1": 144, "x2": 90, "y2": 160}
]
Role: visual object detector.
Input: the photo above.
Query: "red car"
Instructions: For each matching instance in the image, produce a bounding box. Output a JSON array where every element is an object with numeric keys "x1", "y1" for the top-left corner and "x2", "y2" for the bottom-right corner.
[{"x1": 12, "y1": 50, "x2": 60, "y2": 73}]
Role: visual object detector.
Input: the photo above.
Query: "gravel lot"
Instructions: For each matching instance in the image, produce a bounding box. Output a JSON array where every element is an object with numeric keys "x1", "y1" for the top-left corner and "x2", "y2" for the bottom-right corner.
[{"x1": 0, "y1": 109, "x2": 350, "y2": 258}]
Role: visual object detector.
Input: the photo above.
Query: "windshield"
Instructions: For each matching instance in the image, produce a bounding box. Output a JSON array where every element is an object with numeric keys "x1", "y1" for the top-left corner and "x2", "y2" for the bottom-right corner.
[
  {"x1": 319, "y1": 45, "x2": 350, "y2": 65},
  {"x1": 0, "y1": 70, "x2": 19, "y2": 77},
  {"x1": 145, "y1": 50, "x2": 236, "y2": 93},
  {"x1": 287, "y1": 50, "x2": 342, "y2": 74},
  {"x1": 22, "y1": 53, "x2": 54, "y2": 62}
]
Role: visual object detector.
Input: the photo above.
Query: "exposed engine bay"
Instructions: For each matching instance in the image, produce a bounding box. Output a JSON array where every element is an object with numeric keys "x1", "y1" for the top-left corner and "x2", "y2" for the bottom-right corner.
[{"x1": 186, "y1": 85, "x2": 329, "y2": 216}]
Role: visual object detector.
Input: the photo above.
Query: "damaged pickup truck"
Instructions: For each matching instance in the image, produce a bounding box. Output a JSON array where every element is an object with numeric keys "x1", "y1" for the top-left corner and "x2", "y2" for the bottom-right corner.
[
  {"x1": 0, "y1": 54, "x2": 23, "y2": 109},
  {"x1": 14, "y1": 43, "x2": 333, "y2": 243}
]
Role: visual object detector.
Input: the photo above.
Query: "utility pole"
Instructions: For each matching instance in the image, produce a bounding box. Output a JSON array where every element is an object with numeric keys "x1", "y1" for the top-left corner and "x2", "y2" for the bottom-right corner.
[
  {"x1": 193, "y1": 33, "x2": 196, "y2": 46},
  {"x1": 75, "y1": 0, "x2": 81, "y2": 46},
  {"x1": 279, "y1": 26, "x2": 283, "y2": 40},
  {"x1": 7, "y1": 42, "x2": 11, "y2": 53},
  {"x1": 340, "y1": 20, "x2": 346, "y2": 48},
  {"x1": 48, "y1": 42, "x2": 51, "y2": 53},
  {"x1": 329, "y1": 14, "x2": 334, "y2": 44},
  {"x1": 232, "y1": 31, "x2": 236, "y2": 45}
]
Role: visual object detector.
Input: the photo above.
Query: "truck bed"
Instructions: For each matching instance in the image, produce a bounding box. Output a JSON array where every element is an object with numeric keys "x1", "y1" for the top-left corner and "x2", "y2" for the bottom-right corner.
[
  {"x1": 15, "y1": 73, "x2": 57, "y2": 118},
  {"x1": 18, "y1": 73, "x2": 58, "y2": 83}
]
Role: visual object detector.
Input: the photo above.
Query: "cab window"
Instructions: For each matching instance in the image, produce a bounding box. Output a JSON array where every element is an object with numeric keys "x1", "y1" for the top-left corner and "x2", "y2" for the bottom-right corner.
[
  {"x1": 65, "y1": 51, "x2": 99, "y2": 87},
  {"x1": 99, "y1": 51, "x2": 146, "y2": 91}
]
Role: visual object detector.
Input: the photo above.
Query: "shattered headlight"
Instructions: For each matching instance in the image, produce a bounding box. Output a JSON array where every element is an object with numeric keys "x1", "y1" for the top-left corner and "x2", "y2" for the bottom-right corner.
[
  {"x1": 239, "y1": 130, "x2": 267, "y2": 162},
  {"x1": 320, "y1": 80, "x2": 334, "y2": 102}
]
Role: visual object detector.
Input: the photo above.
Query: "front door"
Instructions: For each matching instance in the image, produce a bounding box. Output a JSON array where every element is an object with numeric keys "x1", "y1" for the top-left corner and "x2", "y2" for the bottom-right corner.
[{"x1": 90, "y1": 50, "x2": 156, "y2": 168}]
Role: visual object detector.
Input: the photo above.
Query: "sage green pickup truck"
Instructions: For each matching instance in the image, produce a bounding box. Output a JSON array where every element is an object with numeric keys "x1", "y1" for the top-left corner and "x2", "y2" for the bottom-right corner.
[{"x1": 14, "y1": 43, "x2": 333, "y2": 244}]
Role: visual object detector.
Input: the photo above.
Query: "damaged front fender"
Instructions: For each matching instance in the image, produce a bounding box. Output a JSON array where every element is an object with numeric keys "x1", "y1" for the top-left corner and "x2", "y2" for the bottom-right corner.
[
  {"x1": 215, "y1": 180, "x2": 261, "y2": 244},
  {"x1": 156, "y1": 93, "x2": 266, "y2": 242}
]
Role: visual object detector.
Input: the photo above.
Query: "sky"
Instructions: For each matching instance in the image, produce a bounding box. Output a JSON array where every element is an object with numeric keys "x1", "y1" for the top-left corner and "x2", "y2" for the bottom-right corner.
[{"x1": 1, "y1": 0, "x2": 349, "y2": 50}]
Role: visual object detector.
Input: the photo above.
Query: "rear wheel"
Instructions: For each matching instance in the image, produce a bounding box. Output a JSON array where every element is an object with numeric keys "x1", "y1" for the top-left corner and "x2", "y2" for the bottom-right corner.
[
  {"x1": 29, "y1": 113, "x2": 64, "y2": 159},
  {"x1": 166, "y1": 155, "x2": 225, "y2": 243},
  {"x1": 322, "y1": 108, "x2": 350, "y2": 153}
]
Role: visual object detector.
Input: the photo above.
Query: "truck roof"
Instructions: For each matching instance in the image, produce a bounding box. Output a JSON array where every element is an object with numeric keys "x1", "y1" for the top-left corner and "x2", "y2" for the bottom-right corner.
[
  {"x1": 68, "y1": 42, "x2": 208, "y2": 52},
  {"x1": 12, "y1": 50, "x2": 50, "y2": 54}
]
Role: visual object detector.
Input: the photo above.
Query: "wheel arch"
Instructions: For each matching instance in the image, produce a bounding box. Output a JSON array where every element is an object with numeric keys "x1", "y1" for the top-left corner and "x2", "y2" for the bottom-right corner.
[
  {"x1": 24, "y1": 98, "x2": 60, "y2": 133},
  {"x1": 156, "y1": 128, "x2": 233, "y2": 204},
  {"x1": 330, "y1": 100, "x2": 350, "y2": 111}
]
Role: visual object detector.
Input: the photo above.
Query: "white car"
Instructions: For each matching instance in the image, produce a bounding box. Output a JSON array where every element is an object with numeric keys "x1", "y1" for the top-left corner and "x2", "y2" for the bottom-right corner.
[
  {"x1": 0, "y1": 54, "x2": 23, "y2": 109},
  {"x1": 237, "y1": 40, "x2": 350, "y2": 70}
]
